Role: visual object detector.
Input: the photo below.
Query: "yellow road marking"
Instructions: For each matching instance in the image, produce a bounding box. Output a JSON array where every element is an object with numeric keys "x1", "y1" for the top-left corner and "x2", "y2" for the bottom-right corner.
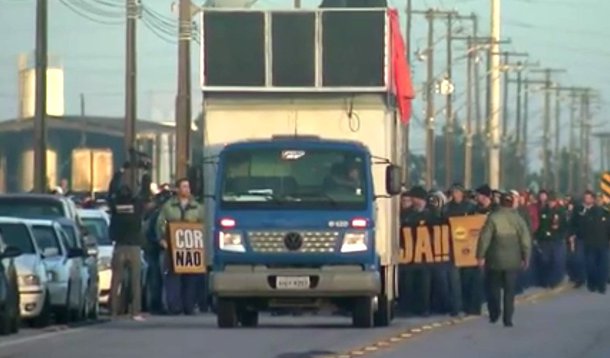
[{"x1": 325, "y1": 284, "x2": 572, "y2": 358}]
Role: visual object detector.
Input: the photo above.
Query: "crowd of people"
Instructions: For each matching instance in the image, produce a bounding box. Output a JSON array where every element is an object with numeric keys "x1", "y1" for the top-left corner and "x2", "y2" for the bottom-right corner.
[
  {"x1": 398, "y1": 183, "x2": 610, "y2": 326},
  {"x1": 105, "y1": 167, "x2": 207, "y2": 321}
]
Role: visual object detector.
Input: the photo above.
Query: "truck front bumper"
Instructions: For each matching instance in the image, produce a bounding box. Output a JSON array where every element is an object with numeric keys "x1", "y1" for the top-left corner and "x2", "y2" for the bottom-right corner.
[{"x1": 211, "y1": 265, "x2": 380, "y2": 297}]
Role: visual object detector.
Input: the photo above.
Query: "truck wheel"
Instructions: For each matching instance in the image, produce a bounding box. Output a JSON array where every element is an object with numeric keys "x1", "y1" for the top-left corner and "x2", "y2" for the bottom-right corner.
[
  {"x1": 33, "y1": 292, "x2": 52, "y2": 328},
  {"x1": 238, "y1": 309, "x2": 259, "y2": 328},
  {"x1": 352, "y1": 297, "x2": 374, "y2": 328},
  {"x1": 374, "y1": 295, "x2": 392, "y2": 327},
  {"x1": 217, "y1": 299, "x2": 238, "y2": 328}
]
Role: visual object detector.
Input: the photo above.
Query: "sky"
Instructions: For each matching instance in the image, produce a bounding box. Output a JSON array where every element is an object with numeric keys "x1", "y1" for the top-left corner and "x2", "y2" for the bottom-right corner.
[{"x1": 0, "y1": 0, "x2": 608, "y2": 170}]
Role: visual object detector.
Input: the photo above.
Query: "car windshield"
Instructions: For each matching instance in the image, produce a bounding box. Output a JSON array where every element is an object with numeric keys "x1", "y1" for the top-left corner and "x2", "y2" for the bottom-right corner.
[
  {"x1": 81, "y1": 218, "x2": 111, "y2": 245},
  {"x1": 60, "y1": 224, "x2": 79, "y2": 249},
  {"x1": 0, "y1": 198, "x2": 65, "y2": 218},
  {"x1": 220, "y1": 148, "x2": 368, "y2": 210},
  {"x1": 0, "y1": 223, "x2": 35, "y2": 254},
  {"x1": 31, "y1": 225, "x2": 61, "y2": 257}
]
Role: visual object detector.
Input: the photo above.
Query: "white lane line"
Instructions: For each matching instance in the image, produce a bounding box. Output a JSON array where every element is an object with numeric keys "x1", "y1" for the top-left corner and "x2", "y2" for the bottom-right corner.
[{"x1": 0, "y1": 327, "x2": 88, "y2": 349}]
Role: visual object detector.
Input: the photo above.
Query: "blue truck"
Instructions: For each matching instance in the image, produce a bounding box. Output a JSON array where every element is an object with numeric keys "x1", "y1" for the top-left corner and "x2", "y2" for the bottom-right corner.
[{"x1": 198, "y1": 7, "x2": 407, "y2": 328}]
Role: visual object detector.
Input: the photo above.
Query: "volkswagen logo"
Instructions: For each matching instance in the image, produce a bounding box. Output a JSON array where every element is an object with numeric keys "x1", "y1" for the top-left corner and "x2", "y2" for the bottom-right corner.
[{"x1": 284, "y1": 232, "x2": 303, "y2": 251}]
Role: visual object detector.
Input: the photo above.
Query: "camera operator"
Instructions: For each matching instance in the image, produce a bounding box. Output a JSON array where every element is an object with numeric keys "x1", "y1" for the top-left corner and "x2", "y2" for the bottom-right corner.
[{"x1": 107, "y1": 164, "x2": 147, "y2": 321}]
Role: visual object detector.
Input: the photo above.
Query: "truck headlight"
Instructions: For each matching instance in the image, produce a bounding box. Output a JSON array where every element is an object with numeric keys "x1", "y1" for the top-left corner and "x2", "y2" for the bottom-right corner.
[
  {"x1": 341, "y1": 232, "x2": 368, "y2": 253},
  {"x1": 97, "y1": 256, "x2": 112, "y2": 271},
  {"x1": 219, "y1": 231, "x2": 246, "y2": 253},
  {"x1": 20, "y1": 274, "x2": 41, "y2": 286}
]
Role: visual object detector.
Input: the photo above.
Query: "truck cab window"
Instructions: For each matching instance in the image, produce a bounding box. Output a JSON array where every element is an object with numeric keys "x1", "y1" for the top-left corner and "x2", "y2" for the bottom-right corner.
[{"x1": 220, "y1": 148, "x2": 368, "y2": 210}]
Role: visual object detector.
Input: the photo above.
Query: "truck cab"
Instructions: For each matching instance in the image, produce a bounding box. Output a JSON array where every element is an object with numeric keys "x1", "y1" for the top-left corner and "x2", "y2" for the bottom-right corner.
[{"x1": 211, "y1": 137, "x2": 400, "y2": 327}]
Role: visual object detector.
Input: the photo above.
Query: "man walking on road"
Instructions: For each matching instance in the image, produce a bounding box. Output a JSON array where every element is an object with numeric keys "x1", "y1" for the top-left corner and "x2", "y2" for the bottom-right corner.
[
  {"x1": 477, "y1": 192, "x2": 532, "y2": 327},
  {"x1": 569, "y1": 190, "x2": 610, "y2": 294}
]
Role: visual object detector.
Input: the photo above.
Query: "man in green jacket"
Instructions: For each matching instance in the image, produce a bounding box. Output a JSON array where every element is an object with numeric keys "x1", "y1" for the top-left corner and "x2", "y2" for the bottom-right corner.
[
  {"x1": 477, "y1": 192, "x2": 532, "y2": 327},
  {"x1": 156, "y1": 177, "x2": 205, "y2": 315}
]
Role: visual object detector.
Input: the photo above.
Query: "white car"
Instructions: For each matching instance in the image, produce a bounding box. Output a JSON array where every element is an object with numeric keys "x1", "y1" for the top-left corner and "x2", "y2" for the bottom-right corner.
[
  {"x1": 78, "y1": 208, "x2": 148, "y2": 310},
  {"x1": 0, "y1": 217, "x2": 51, "y2": 327},
  {"x1": 24, "y1": 219, "x2": 87, "y2": 323},
  {"x1": 78, "y1": 209, "x2": 113, "y2": 305}
]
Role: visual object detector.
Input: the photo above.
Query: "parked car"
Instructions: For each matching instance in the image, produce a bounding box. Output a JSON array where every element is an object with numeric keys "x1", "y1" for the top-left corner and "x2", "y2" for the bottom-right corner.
[
  {"x1": 0, "y1": 194, "x2": 83, "y2": 226},
  {"x1": 24, "y1": 219, "x2": 87, "y2": 323},
  {"x1": 77, "y1": 208, "x2": 148, "y2": 311},
  {"x1": 57, "y1": 217, "x2": 100, "y2": 319},
  {"x1": 0, "y1": 232, "x2": 21, "y2": 335},
  {"x1": 0, "y1": 217, "x2": 51, "y2": 327}
]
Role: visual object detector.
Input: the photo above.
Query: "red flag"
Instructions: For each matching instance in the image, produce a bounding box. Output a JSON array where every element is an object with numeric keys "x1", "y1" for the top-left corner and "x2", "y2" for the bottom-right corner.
[{"x1": 388, "y1": 9, "x2": 415, "y2": 124}]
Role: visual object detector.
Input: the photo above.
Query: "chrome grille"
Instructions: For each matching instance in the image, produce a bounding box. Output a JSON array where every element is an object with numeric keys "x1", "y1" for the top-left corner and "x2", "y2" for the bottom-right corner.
[{"x1": 248, "y1": 231, "x2": 340, "y2": 253}]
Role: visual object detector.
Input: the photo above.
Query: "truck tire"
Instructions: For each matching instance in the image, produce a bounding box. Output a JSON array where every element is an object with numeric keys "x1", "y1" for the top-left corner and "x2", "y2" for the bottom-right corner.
[
  {"x1": 352, "y1": 297, "x2": 374, "y2": 328},
  {"x1": 217, "y1": 298, "x2": 238, "y2": 328},
  {"x1": 238, "y1": 309, "x2": 259, "y2": 328},
  {"x1": 374, "y1": 294, "x2": 392, "y2": 327}
]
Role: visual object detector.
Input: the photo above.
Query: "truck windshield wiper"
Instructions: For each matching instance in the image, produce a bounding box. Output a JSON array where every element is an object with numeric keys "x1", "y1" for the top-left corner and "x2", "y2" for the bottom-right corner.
[{"x1": 291, "y1": 192, "x2": 338, "y2": 206}]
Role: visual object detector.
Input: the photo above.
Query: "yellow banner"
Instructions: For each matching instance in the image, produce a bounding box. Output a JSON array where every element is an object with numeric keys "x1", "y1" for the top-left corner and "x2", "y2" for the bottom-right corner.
[
  {"x1": 168, "y1": 222, "x2": 206, "y2": 274},
  {"x1": 448, "y1": 215, "x2": 487, "y2": 267},
  {"x1": 400, "y1": 223, "x2": 451, "y2": 265}
]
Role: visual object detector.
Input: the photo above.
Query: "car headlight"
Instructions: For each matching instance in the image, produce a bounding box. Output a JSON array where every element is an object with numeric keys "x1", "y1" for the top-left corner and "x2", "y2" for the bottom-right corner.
[
  {"x1": 341, "y1": 232, "x2": 368, "y2": 253},
  {"x1": 20, "y1": 274, "x2": 41, "y2": 286},
  {"x1": 47, "y1": 271, "x2": 59, "y2": 282},
  {"x1": 219, "y1": 231, "x2": 245, "y2": 252},
  {"x1": 97, "y1": 256, "x2": 112, "y2": 271}
]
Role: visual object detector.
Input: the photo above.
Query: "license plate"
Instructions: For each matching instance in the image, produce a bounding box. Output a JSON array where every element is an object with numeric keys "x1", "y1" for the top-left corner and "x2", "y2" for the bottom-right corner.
[{"x1": 275, "y1": 276, "x2": 310, "y2": 290}]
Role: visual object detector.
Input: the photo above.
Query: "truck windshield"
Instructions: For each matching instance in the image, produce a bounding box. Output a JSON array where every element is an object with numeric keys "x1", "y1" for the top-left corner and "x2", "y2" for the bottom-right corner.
[{"x1": 220, "y1": 148, "x2": 368, "y2": 210}]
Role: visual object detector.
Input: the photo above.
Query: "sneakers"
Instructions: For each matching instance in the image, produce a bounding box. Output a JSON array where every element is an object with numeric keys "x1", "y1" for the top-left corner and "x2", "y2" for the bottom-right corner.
[{"x1": 132, "y1": 314, "x2": 146, "y2": 322}]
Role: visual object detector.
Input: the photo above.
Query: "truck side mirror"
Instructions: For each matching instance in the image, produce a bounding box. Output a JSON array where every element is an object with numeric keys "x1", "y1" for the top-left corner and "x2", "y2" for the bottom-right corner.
[{"x1": 385, "y1": 164, "x2": 402, "y2": 196}]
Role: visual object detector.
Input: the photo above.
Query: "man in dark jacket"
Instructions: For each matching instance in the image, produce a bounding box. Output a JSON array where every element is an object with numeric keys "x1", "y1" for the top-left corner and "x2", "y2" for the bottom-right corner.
[
  {"x1": 444, "y1": 184, "x2": 478, "y2": 316},
  {"x1": 534, "y1": 191, "x2": 566, "y2": 288},
  {"x1": 569, "y1": 190, "x2": 610, "y2": 294},
  {"x1": 399, "y1": 186, "x2": 435, "y2": 316},
  {"x1": 477, "y1": 192, "x2": 532, "y2": 327},
  {"x1": 108, "y1": 183, "x2": 145, "y2": 321}
]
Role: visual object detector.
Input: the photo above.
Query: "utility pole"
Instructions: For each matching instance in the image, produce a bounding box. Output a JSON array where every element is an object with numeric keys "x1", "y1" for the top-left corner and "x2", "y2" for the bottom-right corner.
[
  {"x1": 514, "y1": 64, "x2": 524, "y2": 189},
  {"x1": 496, "y1": 51, "x2": 528, "y2": 188},
  {"x1": 464, "y1": 36, "x2": 475, "y2": 189},
  {"x1": 488, "y1": 0, "x2": 501, "y2": 189},
  {"x1": 294, "y1": 0, "x2": 301, "y2": 8},
  {"x1": 553, "y1": 87, "x2": 561, "y2": 192},
  {"x1": 450, "y1": 35, "x2": 493, "y2": 187},
  {"x1": 530, "y1": 68, "x2": 565, "y2": 189},
  {"x1": 583, "y1": 91, "x2": 592, "y2": 190},
  {"x1": 567, "y1": 89, "x2": 577, "y2": 194},
  {"x1": 471, "y1": 13, "x2": 482, "y2": 137},
  {"x1": 124, "y1": 0, "x2": 138, "y2": 190},
  {"x1": 176, "y1": 0, "x2": 193, "y2": 180},
  {"x1": 412, "y1": 8, "x2": 457, "y2": 189},
  {"x1": 404, "y1": 0, "x2": 413, "y2": 187},
  {"x1": 522, "y1": 80, "x2": 530, "y2": 188},
  {"x1": 444, "y1": 13, "x2": 454, "y2": 188},
  {"x1": 33, "y1": 0, "x2": 48, "y2": 193},
  {"x1": 425, "y1": 10, "x2": 435, "y2": 189}
]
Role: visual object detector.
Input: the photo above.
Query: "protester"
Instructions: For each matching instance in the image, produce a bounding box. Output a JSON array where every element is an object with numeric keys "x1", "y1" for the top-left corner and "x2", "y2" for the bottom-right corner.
[
  {"x1": 156, "y1": 178, "x2": 205, "y2": 315},
  {"x1": 477, "y1": 192, "x2": 532, "y2": 327},
  {"x1": 569, "y1": 190, "x2": 609, "y2": 294}
]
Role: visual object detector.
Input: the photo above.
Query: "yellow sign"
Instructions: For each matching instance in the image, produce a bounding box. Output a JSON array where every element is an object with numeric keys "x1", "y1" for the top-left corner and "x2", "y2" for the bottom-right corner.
[
  {"x1": 601, "y1": 172, "x2": 610, "y2": 200},
  {"x1": 400, "y1": 224, "x2": 451, "y2": 265},
  {"x1": 168, "y1": 222, "x2": 206, "y2": 274},
  {"x1": 448, "y1": 215, "x2": 487, "y2": 267}
]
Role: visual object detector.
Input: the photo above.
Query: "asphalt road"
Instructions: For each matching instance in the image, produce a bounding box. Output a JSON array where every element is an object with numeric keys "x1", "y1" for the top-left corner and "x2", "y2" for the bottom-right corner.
[{"x1": 0, "y1": 288, "x2": 607, "y2": 358}]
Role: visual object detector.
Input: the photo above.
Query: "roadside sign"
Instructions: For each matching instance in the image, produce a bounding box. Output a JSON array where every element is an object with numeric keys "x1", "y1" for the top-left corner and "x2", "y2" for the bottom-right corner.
[
  {"x1": 601, "y1": 172, "x2": 610, "y2": 202},
  {"x1": 168, "y1": 222, "x2": 206, "y2": 274}
]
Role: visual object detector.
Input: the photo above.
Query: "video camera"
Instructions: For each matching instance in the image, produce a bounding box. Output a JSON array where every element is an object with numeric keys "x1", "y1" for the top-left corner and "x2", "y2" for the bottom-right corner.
[{"x1": 123, "y1": 147, "x2": 152, "y2": 171}]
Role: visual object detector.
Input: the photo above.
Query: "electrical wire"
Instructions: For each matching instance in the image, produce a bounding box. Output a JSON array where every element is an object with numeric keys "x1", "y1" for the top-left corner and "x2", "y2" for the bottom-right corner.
[{"x1": 59, "y1": 0, "x2": 124, "y2": 25}]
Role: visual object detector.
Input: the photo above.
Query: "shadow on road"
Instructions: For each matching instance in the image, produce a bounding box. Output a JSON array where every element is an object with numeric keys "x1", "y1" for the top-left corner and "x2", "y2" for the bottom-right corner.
[{"x1": 275, "y1": 350, "x2": 337, "y2": 358}]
